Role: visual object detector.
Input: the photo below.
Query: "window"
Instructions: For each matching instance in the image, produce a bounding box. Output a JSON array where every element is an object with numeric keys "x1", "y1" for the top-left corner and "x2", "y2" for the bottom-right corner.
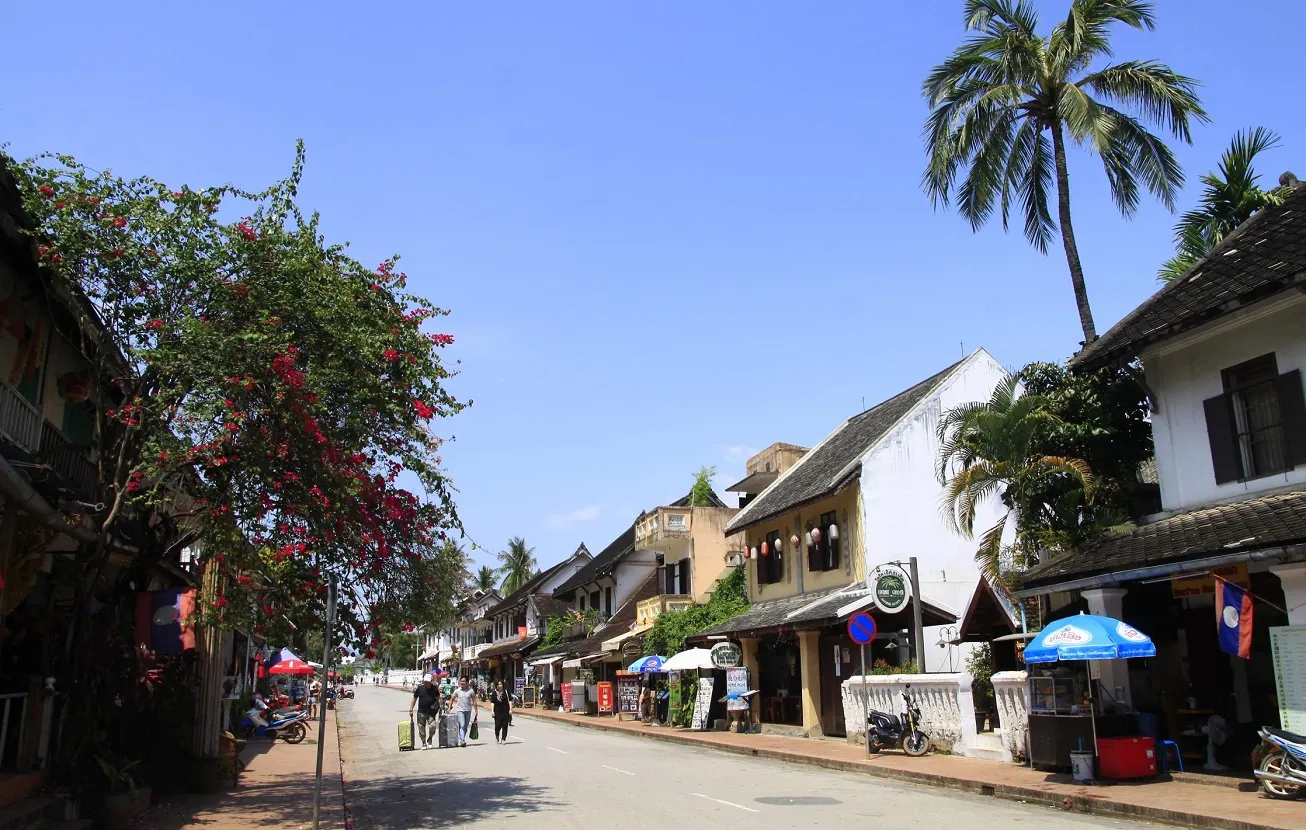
[
  {"x1": 578, "y1": 595, "x2": 585, "y2": 611},
  {"x1": 808, "y1": 512, "x2": 841, "y2": 572},
  {"x1": 1204, "y1": 354, "x2": 1306, "y2": 483},
  {"x1": 605, "y1": 587, "x2": 613, "y2": 616},
  {"x1": 589, "y1": 591, "x2": 601, "y2": 614},
  {"x1": 665, "y1": 560, "x2": 678, "y2": 594},
  {"x1": 758, "y1": 531, "x2": 783, "y2": 585},
  {"x1": 678, "y1": 558, "x2": 692, "y2": 597}
]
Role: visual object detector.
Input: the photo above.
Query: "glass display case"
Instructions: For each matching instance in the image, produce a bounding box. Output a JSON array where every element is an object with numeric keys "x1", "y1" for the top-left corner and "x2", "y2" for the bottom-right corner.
[{"x1": 1029, "y1": 676, "x2": 1077, "y2": 714}]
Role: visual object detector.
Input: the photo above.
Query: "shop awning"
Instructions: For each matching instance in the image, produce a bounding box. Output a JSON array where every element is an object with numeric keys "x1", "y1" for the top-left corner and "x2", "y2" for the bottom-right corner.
[
  {"x1": 417, "y1": 646, "x2": 438, "y2": 662},
  {"x1": 600, "y1": 623, "x2": 652, "y2": 653},
  {"x1": 529, "y1": 654, "x2": 566, "y2": 667},
  {"x1": 562, "y1": 654, "x2": 607, "y2": 669}
]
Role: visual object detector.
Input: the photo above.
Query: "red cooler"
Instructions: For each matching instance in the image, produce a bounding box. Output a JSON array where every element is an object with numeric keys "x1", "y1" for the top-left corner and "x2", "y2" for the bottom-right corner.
[{"x1": 1096, "y1": 736, "x2": 1157, "y2": 779}]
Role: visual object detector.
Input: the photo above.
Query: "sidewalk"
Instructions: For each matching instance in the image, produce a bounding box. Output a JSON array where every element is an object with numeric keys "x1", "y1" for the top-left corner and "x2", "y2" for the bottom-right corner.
[
  {"x1": 131, "y1": 710, "x2": 348, "y2": 829},
  {"x1": 376, "y1": 683, "x2": 1295, "y2": 830}
]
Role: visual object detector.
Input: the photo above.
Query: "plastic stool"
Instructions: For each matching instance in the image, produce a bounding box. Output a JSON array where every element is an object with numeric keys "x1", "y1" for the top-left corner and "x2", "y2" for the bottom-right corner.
[{"x1": 1159, "y1": 740, "x2": 1183, "y2": 774}]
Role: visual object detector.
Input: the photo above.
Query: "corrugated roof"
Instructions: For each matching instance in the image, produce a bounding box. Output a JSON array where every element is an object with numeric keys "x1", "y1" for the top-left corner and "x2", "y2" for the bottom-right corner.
[{"x1": 726, "y1": 357, "x2": 967, "y2": 534}]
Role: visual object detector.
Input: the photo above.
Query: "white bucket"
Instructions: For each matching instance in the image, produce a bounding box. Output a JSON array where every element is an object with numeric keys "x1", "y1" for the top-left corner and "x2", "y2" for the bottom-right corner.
[{"x1": 1070, "y1": 750, "x2": 1095, "y2": 782}]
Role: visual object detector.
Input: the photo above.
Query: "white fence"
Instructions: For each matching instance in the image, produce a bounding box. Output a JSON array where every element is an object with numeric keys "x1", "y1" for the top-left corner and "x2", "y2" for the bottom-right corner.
[
  {"x1": 841, "y1": 673, "x2": 977, "y2": 755},
  {"x1": 991, "y1": 671, "x2": 1029, "y2": 763}
]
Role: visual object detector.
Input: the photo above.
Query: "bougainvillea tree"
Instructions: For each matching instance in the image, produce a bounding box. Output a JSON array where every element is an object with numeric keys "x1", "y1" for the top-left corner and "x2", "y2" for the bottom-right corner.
[{"x1": 13, "y1": 144, "x2": 467, "y2": 663}]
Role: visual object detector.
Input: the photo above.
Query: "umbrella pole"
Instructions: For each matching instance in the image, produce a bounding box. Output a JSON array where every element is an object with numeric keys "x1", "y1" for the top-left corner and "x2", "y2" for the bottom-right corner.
[{"x1": 1087, "y1": 660, "x2": 1099, "y2": 760}]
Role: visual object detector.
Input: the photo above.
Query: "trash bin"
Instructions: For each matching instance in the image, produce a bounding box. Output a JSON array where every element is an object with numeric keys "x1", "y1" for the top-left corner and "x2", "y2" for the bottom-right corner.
[{"x1": 1070, "y1": 750, "x2": 1095, "y2": 782}]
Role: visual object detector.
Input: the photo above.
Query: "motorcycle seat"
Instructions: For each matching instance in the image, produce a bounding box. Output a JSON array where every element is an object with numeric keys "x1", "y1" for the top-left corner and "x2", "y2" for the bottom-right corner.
[{"x1": 1266, "y1": 727, "x2": 1306, "y2": 745}]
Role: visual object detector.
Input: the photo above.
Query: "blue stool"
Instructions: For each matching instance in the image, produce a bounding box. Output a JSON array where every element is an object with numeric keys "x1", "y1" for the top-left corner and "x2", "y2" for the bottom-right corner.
[
  {"x1": 1136, "y1": 712, "x2": 1184, "y2": 774},
  {"x1": 1158, "y1": 740, "x2": 1183, "y2": 774}
]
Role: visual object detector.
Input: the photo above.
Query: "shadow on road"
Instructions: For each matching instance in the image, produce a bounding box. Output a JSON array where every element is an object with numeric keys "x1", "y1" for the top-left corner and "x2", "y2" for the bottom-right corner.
[
  {"x1": 346, "y1": 771, "x2": 561, "y2": 829},
  {"x1": 134, "y1": 770, "x2": 346, "y2": 829}
]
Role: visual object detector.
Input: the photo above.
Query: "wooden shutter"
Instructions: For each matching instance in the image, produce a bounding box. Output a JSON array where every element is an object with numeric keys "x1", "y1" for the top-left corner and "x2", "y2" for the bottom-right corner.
[
  {"x1": 807, "y1": 533, "x2": 819, "y2": 573},
  {"x1": 679, "y1": 558, "x2": 692, "y2": 596},
  {"x1": 1276, "y1": 369, "x2": 1306, "y2": 468},
  {"x1": 665, "y1": 563, "x2": 677, "y2": 594},
  {"x1": 1203, "y1": 393, "x2": 1242, "y2": 484}
]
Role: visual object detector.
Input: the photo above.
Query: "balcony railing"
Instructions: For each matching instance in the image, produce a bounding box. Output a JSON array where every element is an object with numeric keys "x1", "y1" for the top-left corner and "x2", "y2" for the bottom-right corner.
[
  {"x1": 41, "y1": 421, "x2": 99, "y2": 501},
  {"x1": 636, "y1": 594, "x2": 694, "y2": 629},
  {"x1": 0, "y1": 381, "x2": 41, "y2": 453},
  {"x1": 635, "y1": 506, "x2": 692, "y2": 545}
]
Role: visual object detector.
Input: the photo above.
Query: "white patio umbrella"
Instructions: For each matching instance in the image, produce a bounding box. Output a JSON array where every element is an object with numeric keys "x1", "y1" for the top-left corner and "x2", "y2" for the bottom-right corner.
[{"x1": 661, "y1": 648, "x2": 716, "y2": 672}]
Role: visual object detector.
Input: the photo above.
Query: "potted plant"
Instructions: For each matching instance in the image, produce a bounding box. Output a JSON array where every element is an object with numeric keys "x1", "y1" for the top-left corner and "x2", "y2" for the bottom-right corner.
[
  {"x1": 97, "y1": 755, "x2": 152, "y2": 828},
  {"x1": 967, "y1": 644, "x2": 996, "y2": 732}
]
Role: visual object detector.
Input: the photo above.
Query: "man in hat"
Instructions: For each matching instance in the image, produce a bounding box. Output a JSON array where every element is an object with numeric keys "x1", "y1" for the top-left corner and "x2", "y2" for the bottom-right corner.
[{"x1": 408, "y1": 673, "x2": 443, "y2": 749}]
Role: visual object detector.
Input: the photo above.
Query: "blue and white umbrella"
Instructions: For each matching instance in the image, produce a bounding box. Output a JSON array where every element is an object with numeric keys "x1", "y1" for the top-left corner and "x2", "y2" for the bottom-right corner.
[
  {"x1": 628, "y1": 655, "x2": 668, "y2": 673},
  {"x1": 1024, "y1": 613, "x2": 1156, "y2": 663}
]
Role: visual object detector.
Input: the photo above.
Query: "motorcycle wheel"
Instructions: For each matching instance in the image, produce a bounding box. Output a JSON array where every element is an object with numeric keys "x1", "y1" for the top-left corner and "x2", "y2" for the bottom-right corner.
[
  {"x1": 1259, "y1": 752, "x2": 1305, "y2": 799},
  {"x1": 282, "y1": 722, "x2": 308, "y2": 744},
  {"x1": 903, "y1": 731, "x2": 930, "y2": 757},
  {"x1": 866, "y1": 737, "x2": 882, "y2": 754}
]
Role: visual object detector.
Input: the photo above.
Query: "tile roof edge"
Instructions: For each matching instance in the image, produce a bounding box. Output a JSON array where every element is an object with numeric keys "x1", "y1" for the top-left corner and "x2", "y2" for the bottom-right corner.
[{"x1": 726, "y1": 416, "x2": 854, "y2": 534}]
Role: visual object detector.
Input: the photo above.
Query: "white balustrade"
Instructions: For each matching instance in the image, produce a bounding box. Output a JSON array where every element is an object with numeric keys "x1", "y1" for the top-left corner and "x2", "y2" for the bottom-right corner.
[
  {"x1": 841, "y1": 672, "x2": 977, "y2": 754},
  {"x1": 991, "y1": 670, "x2": 1029, "y2": 763}
]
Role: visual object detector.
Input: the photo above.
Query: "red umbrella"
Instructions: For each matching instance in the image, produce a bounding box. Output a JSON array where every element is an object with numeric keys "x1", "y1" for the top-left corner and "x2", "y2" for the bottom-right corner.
[{"x1": 268, "y1": 658, "x2": 315, "y2": 675}]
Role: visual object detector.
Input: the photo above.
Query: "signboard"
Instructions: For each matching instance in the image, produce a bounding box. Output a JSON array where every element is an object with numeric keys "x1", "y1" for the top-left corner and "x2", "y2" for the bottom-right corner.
[
  {"x1": 522, "y1": 686, "x2": 536, "y2": 707},
  {"x1": 561, "y1": 682, "x2": 573, "y2": 711},
  {"x1": 871, "y1": 565, "x2": 911, "y2": 613},
  {"x1": 617, "y1": 674, "x2": 641, "y2": 716},
  {"x1": 691, "y1": 677, "x2": 714, "y2": 731},
  {"x1": 847, "y1": 611, "x2": 877, "y2": 645},
  {"x1": 597, "y1": 681, "x2": 614, "y2": 714},
  {"x1": 569, "y1": 680, "x2": 587, "y2": 712},
  {"x1": 725, "y1": 667, "x2": 748, "y2": 700},
  {"x1": 710, "y1": 641, "x2": 742, "y2": 668},
  {"x1": 1271, "y1": 626, "x2": 1306, "y2": 732},
  {"x1": 514, "y1": 676, "x2": 526, "y2": 694},
  {"x1": 1171, "y1": 563, "x2": 1250, "y2": 599},
  {"x1": 622, "y1": 638, "x2": 643, "y2": 659}
]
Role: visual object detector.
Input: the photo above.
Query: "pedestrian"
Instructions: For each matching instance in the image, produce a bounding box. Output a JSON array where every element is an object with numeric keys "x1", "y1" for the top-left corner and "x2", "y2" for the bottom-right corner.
[
  {"x1": 408, "y1": 673, "x2": 442, "y2": 750},
  {"x1": 490, "y1": 680, "x2": 513, "y2": 744},
  {"x1": 308, "y1": 678, "x2": 320, "y2": 718},
  {"x1": 447, "y1": 675, "x2": 477, "y2": 747}
]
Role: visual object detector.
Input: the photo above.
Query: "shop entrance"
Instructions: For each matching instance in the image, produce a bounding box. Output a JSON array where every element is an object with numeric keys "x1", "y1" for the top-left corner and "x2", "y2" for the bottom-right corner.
[
  {"x1": 819, "y1": 629, "x2": 851, "y2": 737},
  {"x1": 756, "y1": 633, "x2": 802, "y2": 726}
]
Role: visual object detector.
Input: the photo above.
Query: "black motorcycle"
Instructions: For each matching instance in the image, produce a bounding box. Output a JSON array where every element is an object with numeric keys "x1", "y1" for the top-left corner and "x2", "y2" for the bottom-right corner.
[{"x1": 865, "y1": 685, "x2": 929, "y2": 757}]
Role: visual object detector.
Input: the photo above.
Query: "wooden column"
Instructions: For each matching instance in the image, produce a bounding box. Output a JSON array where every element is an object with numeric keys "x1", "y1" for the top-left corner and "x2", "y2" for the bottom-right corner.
[{"x1": 191, "y1": 560, "x2": 225, "y2": 759}]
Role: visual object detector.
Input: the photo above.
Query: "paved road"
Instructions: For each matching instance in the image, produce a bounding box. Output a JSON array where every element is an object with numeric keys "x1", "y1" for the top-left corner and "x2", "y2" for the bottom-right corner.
[{"x1": 338, "y1": 685, "x2": 1154, "y2": 829}]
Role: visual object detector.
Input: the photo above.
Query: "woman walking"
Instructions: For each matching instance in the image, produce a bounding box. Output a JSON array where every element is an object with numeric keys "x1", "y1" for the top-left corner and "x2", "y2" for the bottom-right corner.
[{"x1": 490, "y1": 680, "x2": 513, "y2": 744}]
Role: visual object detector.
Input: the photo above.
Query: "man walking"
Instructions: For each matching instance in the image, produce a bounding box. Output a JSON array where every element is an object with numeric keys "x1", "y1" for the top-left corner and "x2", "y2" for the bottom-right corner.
[
  {"x1": 408, "y1": 673, "x2": 442, "y2": 750},
  {"x1": 447, "y1": 676, "x2": 477, "y2": 747}
]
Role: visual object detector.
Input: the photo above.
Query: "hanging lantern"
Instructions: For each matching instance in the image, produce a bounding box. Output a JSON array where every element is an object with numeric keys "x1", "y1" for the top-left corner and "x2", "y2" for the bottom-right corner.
[
  {"x1": 805, "y1": 531, "x2": 813, "y2": 548},
  {"x1": 750, "y1": 547, "x2": 758, "y2": 560},
  {"x1": 760, "y1": 541, "x2": 769, "y2": 556},
  {"x1": 773, "y1": 537, "x2": 782, "y2": 552},
  {"x1": 791, "y1": 534, "x2": 800, "y2": 550},
  {"x1": 811, "y1": 527, "x2": 822, "y2": 545},
  {"x1": 828, "y1": 523, "x2": 839, "y2": 541}
]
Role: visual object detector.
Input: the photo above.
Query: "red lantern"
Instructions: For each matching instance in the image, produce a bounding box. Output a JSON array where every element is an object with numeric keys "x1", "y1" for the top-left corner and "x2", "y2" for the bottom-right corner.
[{"x1": 760, "y1": 541, "x2": 769, "y2": 557}]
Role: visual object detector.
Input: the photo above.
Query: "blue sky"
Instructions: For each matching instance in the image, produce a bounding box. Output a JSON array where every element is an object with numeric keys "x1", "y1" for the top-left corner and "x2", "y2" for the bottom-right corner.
[{"x1": 4, "y1": 1, "x2": 1303, "y2": 578}]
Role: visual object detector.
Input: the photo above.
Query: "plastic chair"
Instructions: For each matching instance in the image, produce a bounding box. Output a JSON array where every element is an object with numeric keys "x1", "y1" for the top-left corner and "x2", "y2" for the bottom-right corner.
[{"x1": 1136, "y1": 712, "x2": 1184, "y2": 774}]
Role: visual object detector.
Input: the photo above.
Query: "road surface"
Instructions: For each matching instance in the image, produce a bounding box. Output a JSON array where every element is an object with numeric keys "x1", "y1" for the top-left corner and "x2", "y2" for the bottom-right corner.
[{"x1": 337, "y1": 685, "x2": 1153, "y2": 829}]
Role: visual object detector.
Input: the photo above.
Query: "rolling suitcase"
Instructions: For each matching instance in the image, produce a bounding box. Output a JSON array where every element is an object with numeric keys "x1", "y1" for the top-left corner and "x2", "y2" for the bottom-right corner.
[
  {"x1": 438, "y1": 713, "x2": 460, "y2": 748},
  {"x1": 398, "y1": 717, "x2": 414, "y2": 751}
]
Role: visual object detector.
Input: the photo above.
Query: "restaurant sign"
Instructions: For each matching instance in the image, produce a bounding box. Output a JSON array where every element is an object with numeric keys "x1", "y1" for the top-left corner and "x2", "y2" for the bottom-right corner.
[
  {"x1": 710, "y1": 641, "x2": 742, "y2": 668},
  {"x1": 871, "y1": 564, "x2": 911, "y2": 613}
]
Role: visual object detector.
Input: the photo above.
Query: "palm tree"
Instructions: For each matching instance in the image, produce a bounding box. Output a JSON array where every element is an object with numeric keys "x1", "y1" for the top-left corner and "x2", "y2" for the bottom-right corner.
[
  {"x1": 1158, "y1": 127, "x2": 1284, "y2": 281},
  {"x1": 923, "y1": 0, "x2": 1207, "y2": 344},
  {"x1": 474, "y1": 565, "x2": 497, "y2": 593},
  {"x1": 497, "y1": 537, "x2": 537, "y2": 594},
  {"x1": 936, "y1": 374, "x2": 1094, "y2": 591}
]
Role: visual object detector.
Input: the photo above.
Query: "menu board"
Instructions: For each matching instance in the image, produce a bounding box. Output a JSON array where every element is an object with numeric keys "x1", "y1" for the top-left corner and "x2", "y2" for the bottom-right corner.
[
  {"x1": 691, "y1": 677, "x2": 714, "y2": 731},
  {"x1": 617, "y1": 674, "x2": 641, "y2": 717},
  {"x1": 522, "y1": 686, "x2": 536, "y2": 707},
  {"x1": 561, "y1": 681, "x2": 573, "y2": 711},
  {"x1": 1271, "y1": 626, "x2": 1306, "y2": 731},
  {"x1": 726, "y1": 667, "x2": 748, "y2": 699},
  {"x1": 597, "y1": 681, "x2": 614, "y2": 714},
  {"x1": 514, "y1": 676, "x2": 526, "y2": 694}
]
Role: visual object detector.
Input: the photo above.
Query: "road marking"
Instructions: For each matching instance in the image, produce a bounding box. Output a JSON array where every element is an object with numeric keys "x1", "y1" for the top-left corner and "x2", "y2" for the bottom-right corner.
[
  {"x1": 546, "y1": 746, "x2": 568, "y2": 754},
  {"x1": 602, "y1": 764, "x2": 635, "y2": 776},
  {"x1": 692, "y1": 793, "x2": 759, "y2": 813}
]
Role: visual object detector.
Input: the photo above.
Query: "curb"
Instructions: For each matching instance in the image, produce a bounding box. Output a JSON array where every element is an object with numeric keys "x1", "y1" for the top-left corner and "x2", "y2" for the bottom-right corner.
[{"x1": 375, "y1": 685, "x2": 1275, "y2": 830}]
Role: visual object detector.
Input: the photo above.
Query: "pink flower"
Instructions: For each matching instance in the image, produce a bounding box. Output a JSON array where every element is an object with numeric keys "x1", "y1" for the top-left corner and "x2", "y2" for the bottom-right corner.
[
  {"x1": 145, "y1": 319, "x2": 165, "y2": 331},
  {"x1": 236, "y1": 221, "x2": 256, "y2": 241},
  {"x1": 413, "y1": 400, "x2": 435, "y2": 420},
  {"x1": 429, "y1": 333, "x2": 454, "y2": 347},
  {"x1": 39, "y1": 186, "x2": 55, "y2": 197},
  {"x1": 383, "y1": 348, "x2": 401, "y2": 362}
]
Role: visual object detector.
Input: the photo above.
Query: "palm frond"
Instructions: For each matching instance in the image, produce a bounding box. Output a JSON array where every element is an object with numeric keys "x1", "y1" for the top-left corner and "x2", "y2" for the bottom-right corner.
[
  {"x1": 1080, "y1": 60, "x2": 1208, "y2": 143},
  {"x1": 1097, "y1": 105, "x2": 1184, "y2": 213},
  {"x1": 974, "y1": 514, "x2": 1011, "y2": 593}
]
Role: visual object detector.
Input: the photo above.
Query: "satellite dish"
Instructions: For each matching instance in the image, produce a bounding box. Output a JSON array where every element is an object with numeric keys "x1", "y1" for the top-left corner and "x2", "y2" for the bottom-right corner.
[{"x1": 153, "y1": 606, "x2": 180, "y2": 626}]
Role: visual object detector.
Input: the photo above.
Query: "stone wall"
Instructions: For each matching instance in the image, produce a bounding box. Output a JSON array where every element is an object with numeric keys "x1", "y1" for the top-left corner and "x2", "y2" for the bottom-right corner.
[
  {"x1": 841, "y1": 672, "x2": 977, "y2": 754},
  {"x1": 992, "y1": 670, "x2": 1029, "y2": 762}
]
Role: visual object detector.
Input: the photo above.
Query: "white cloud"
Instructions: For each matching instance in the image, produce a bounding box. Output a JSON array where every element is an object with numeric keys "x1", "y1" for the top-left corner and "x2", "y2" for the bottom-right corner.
[{"x1": 546, "y1": 505, "x2": 601, "y2": 530}]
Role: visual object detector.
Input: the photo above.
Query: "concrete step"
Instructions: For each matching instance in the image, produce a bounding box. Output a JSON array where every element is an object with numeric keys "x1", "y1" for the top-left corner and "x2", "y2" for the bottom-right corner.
[{"x1": 965, "y1": 733, "x2": 1011, "y2": 762}]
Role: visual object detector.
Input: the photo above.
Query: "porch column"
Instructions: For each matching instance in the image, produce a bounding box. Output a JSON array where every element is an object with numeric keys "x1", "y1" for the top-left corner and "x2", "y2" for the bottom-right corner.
[
  {"x1": 1270, "y1": 564, "x2": 1306, "y2": 626},
  {"x1": 1080, "y1": 588, "x2": 1132, "y2": 710},
  {"x1": 798, "y1": 630, "x2": 824, "y2": 738}
]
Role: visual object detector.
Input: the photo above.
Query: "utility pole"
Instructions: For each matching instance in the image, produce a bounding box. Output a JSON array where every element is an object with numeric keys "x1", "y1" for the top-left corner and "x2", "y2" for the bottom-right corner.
[
  {"x1": 312, "y1": 574, "x2": 338, "y2": 830},
  {"x1": 909, "y1": 557, "x2": 924, "y2": 671}
]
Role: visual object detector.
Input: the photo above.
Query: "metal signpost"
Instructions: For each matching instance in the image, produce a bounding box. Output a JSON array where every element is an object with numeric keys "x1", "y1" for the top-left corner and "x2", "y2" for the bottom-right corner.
[
  {"x1": 847, "y1": 611, "x2": 877, "y2": 752},
  {"x1": 312, "y1": 574, "x2": 338, "y2": 830}
]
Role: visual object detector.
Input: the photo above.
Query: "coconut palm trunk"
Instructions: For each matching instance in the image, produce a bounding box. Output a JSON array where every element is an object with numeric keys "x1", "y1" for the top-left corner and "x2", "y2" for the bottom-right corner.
[{"x1": 1051, "y1": 121, "x2": 1097, "y2": 343}]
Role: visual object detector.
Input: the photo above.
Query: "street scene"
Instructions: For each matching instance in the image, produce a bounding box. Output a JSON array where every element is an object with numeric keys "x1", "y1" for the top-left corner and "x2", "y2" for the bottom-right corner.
[{"x1": 2, "y1": 1, "x2": 1306, "y2": 829}]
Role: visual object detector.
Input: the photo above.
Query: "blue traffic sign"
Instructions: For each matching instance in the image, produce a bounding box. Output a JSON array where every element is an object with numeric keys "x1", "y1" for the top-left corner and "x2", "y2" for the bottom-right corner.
[{"x1": 847, "y1": 611, "x2": 877, "y2": 645}]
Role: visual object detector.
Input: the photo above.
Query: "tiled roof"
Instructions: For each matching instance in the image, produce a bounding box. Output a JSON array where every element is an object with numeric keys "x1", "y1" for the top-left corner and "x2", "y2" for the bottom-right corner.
[
  {"x1": 689, "y1": 583, "x2": 959, "y2": 641},
  {"x1": 487, "y1": 550, "x2": 585, "y2": 617},
  {"x1": 1017, "y1": 489, "x2": 1306, "y2": 593},
  {"x1": 691, "y1": 585, "x2": 847, "y2": 639},
  {"x1": 534, "y1": 571, "x2": 660, "y2": 658},
  {"x1": 529, "y1": 594, "x2": 570, "y2": 620},
  {"x1": 479, "y1": 635, "x2": 541, "y2": 660},
  {"x1": 553, "y1": 524, "x2": 637, "y2": 597},
  {"x1": 1071, "y1": 182, "x2": 1306, "y2": 371},
  {"x1": 726, "y1": 358, "x2": 967, "y2": 533}
]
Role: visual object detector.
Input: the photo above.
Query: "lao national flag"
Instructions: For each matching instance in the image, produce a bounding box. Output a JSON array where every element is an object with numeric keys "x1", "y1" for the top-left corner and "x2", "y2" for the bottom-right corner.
[
  {"x1": 1216, "y1": 578, "x2": 1253, "y2": 658},
  {"x1": 135, "y1": 589, "x2": 198, "y2": 654}
]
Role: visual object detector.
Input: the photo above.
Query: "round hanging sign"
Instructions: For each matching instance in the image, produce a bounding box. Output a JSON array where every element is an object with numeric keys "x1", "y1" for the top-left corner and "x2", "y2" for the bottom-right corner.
[
  {"x1": 710, "y1": 641, "x2": 742, "y2": 668},
  {"x1": 871, "y1": 564, "x2": 911, "y2": 613}
]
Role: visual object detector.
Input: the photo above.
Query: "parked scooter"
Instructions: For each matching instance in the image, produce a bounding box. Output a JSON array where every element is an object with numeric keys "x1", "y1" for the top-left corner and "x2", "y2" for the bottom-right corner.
[
  {"x1": 1252, "y1": 726, "x2": 1306, "y2": 799},
  {"x1": 865, "y1": 685, "x2": 929, "y2": 757},
  {"x1": 240, "y1": 707, "x2": 310, "y2": 743}
]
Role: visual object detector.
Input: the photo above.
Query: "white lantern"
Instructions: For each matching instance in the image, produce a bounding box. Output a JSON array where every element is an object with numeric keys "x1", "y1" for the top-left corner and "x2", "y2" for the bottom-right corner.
[
  {"x1": 805, "y1": 531, "x2": 813, "y2": 547},
  {"x1": 828, "y1": 523, "x2": 839, "y2": 541},
  {"x1": 750, "y1": 547, "x2": 758, "y2": 560},
  {"x1": 773, "y1": 537, "x2": 782, "y2": 552},
  {"x1": 811, "y1": 527, "x2": 822, "y2": 544}
]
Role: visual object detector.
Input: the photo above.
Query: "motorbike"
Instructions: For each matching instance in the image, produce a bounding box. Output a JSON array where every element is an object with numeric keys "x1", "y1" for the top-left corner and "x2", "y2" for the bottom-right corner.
[
  {"x1": 340, "y1": 687, "x2": 354, "y2": 699},
  {"x1": 239, "y1": 708, "x2": 311, "y2": 744},
  {"x1": 865, "y1": 685, "x2": 929, "y2": 757},
  {"x1": 1252, "y1": 726, "x2": 1306, "y2": 799}
]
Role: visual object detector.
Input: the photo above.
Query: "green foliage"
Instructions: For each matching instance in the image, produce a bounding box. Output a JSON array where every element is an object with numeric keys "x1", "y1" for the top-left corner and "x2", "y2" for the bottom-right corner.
[
  {"x1": 474, "y1": 565, "x2": 497, "y2": 593},
  {"x1": 868, "y1": 659, "x2": 920, "y2": 676},
  {"x1": 96, "y1": 755, "x2": 142, "y2": 797},
  {"x1": 497, "y1": 537, "x2": 537, "y2": 594},
  {"x1": 967, "y1": 643, "x2": 995, "y2": 709},
  {"x1": 643, "y1": 567, "x2": 749, "y2": 657},
  {"x1": 923, "y1": 0, "x2": 1207, "y2": 342},
  {"x1": 1159, "y1": 127, "x2": 1285, "y2": 281},
  {"x1": 541, "y1": 615, "x2": 568, "y2": 650},
  {"x1": 690, "y1": 465, "x2": 718, "y2": 507}
]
